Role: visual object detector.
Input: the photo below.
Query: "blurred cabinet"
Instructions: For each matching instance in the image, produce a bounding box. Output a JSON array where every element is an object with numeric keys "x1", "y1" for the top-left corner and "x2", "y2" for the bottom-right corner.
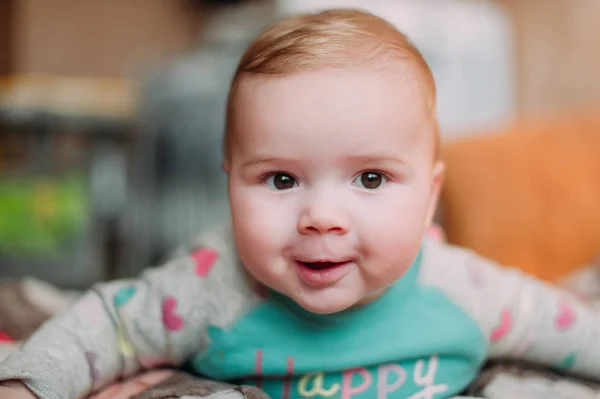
[
  {"x1": 0, "y1": 0, "x2": 203, "y2": 287},
  {"x1": 0, "y1": 74, "x2": 135, "y2": 288}
]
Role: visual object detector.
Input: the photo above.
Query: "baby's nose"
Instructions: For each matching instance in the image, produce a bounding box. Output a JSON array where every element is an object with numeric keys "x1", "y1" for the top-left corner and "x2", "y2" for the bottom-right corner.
[{"x1": 297, "y1": 197, "x2": 350, "y2": 235}]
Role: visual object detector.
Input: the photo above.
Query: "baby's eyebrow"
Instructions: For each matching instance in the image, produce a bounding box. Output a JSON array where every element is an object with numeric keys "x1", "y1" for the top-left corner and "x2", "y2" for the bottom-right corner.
[
  {"x1": 240, "y1": 157, "x2": 289, "y2": 168},
  {"x1": 345, "y1": 154, "x2": 408, "y2": 166},
  {"x1": 240, "y1": 155, "x2": 409, "y2": 169}
]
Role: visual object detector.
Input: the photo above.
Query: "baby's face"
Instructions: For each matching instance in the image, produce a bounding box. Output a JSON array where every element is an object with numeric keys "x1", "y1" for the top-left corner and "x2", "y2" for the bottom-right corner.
[{"x1": 226, "y1": 68, "x2": 443, "y2": 314}]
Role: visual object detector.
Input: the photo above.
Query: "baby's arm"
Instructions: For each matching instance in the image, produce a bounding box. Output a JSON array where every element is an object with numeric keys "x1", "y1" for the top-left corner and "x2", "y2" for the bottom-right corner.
[
  {"x1": 0, "y1": 246, "x2": 220, "y2": 399},
  {"x1": 422, "y1": 240, "x2": 600, "y2": 378}
]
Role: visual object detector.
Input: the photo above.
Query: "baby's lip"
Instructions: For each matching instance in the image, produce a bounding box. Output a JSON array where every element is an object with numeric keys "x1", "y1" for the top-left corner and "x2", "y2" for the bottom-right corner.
[
  {"x1": 297, "y1": 261, "x2": 350, "y2": 270},
  {"x1": 295, "y1": 257, "x2": 355, "y2": 269},
  {"x1": 296, "y1": 257, "x2": 354, "y2": 264}
]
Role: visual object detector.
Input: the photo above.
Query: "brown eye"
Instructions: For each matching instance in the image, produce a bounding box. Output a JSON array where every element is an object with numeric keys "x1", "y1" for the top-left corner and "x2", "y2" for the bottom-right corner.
[
  {"x1": 266, "y1": 173, "x2": 297, "y2": 190},
  {"x1": 355, "y1": 172, "x2": 385, "y2": 189}
]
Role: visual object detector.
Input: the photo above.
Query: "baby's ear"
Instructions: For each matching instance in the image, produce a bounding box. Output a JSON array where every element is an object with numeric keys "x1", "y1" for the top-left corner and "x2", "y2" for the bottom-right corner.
[
  {"x1": 426, "y1": 161, "x2": 445, "y2": 227},
  {"x1": 432, "y1": 160, "x2": 445, "y2": 188},
  {"x1": 222, "y1": 159, "x2": 231, "y2": 174}
]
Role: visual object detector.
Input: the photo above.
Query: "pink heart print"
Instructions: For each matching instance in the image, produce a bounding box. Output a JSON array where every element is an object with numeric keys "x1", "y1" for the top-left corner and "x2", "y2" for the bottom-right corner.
[
  {"x1": 555, "y1": 298, "x2": 576, "y2": 332},
  {"x1": 191, "y1": 248, "x2": 219, "y2": 277},
  {"x1": 162, "y1": 296, "x2": 184, "y2": 331},
  {"x1": 490, "y1": 308, "x2": 512, "y2": 342}
]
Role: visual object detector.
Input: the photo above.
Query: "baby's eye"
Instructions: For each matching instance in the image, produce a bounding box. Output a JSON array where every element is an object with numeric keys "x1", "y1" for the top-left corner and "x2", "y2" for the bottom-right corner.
[
  {"x1": 353, "y1": 171, "x2": 386, "y2": 189},
  {"x1": 265, "y1": 173, "x2": 298, "y2": 190}
]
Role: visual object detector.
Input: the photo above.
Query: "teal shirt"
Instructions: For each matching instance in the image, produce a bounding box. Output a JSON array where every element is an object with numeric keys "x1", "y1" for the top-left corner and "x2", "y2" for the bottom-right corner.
[{"x1": 192, "y1": 253, "x2": 487, "y2": 398}]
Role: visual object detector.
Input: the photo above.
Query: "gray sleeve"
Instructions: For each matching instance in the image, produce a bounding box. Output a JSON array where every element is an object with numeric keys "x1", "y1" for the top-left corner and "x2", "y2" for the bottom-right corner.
[
  {"x1": 0, "y1": 247, "x2": 220, "y2": 399},
  {"x1": 420, "y1": 240, "x2": 600, "y2": 379}
]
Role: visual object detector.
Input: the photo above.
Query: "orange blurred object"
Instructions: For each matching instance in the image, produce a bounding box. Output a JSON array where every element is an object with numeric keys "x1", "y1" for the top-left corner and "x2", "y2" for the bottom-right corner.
[{"x1": 441, "y1": 107, "x2": 600, "y2": 282}]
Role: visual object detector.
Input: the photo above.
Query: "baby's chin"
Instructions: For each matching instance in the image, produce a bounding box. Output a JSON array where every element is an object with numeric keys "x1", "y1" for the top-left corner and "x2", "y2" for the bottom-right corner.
[
  {"x1": 245, "y1": 265, "x2": 378, "y2": 314},
  {"x1": 289, "y1": 288, "x2": 369, "y2": 315}
]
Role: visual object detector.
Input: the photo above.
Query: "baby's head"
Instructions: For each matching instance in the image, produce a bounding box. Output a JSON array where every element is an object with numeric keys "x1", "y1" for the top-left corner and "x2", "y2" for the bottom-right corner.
[{"x1": 224, "y1": 8, "x2": 444, "y2": 314}]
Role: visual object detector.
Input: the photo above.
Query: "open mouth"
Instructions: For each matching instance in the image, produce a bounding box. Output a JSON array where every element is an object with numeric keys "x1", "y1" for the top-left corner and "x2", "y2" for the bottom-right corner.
[
  {"x1": 295, "y1": 260, "x2": 352, "y2": 287},
  {"x1": 298, "y1": 261, "x2": 349, "y2": 270}
]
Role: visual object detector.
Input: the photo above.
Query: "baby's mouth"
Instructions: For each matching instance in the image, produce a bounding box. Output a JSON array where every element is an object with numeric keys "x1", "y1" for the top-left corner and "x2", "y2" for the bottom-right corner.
[
  {"x1": 295, "y1": 259, "x2": 353, "y2": 287},
  {"x1": 298, "y1": 261, "x2": 349, "y2": 270}
]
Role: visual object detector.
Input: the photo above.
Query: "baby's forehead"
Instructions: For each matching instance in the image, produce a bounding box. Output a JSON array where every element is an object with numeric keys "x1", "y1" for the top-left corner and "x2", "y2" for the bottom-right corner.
[
  {"x1": 230, "y1": 68, "x2": 436, "y2": 155},
  {"x1": 232, "y1": 66, "x2": 435, "y2": 148},
  {"x1": 235, "y1": 61, "x2": 432, "y2": 104}
]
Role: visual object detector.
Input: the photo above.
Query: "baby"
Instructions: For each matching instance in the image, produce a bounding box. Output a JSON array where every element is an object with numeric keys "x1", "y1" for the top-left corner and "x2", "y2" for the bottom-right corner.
[{"x1": 2, "y1": 8, "x2": 600, "y2": 399}]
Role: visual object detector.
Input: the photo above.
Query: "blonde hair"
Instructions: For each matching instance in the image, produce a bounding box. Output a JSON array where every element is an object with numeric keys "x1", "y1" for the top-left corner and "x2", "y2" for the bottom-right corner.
[{"x1": 225, "y1": 8, "x2": 439, "y2": 160}]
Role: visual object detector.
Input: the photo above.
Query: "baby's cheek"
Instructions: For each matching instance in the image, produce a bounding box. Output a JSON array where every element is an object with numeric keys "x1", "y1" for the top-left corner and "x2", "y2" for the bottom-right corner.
[
  {"x1": 234, "y1": 206, "x2": 287, "y2": 253},
  {"x1": 232, "y1": 207, "x2": 287, "y2": 276},
  {"x1": 362, "y1": 223, "x2": 422, "y2": 282},
  {"x1": 234, "y1": 189, "x2": 295, "y2": 242}
]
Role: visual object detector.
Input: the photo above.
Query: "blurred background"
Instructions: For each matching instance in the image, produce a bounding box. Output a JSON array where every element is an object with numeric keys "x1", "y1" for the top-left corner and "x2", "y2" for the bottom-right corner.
[{"x1": 1, "y1": 0, "x2": 599, "y2": 290}]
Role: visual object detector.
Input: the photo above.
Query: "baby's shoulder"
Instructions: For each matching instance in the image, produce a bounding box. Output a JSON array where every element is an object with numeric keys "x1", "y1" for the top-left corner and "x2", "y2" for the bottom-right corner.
[
  {"x1": 418, "y1": 238, "x2": 503, "y2": 291},
  {"x1": 420, "y1": 239, "x2": 480, "y2": 269},
  {"x1": 174, "y1": 223, "x2": 251, "y2": 286},
  {"x1": 164, "y1": 223, "x2": 263, "y2": 325}
]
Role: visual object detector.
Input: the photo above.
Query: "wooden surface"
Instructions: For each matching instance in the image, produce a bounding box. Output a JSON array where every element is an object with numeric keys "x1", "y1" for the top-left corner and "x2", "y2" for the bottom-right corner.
[
  {"x1": 7, "y1": 0, "x2": 202, "y2": 78},
  {"x1": 502, "y1": 0, "x2": 600, "y2": 118},
  {"x1": 0, "y1": 0, "x2": 13, "y2": 75}
]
